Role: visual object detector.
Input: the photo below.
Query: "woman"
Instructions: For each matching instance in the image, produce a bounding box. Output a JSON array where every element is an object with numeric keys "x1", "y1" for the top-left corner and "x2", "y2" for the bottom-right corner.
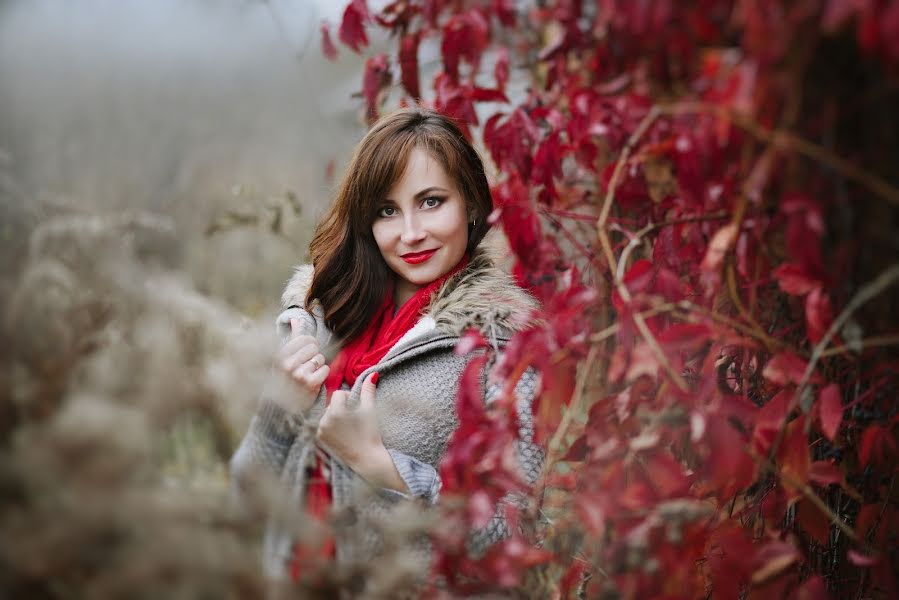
[{"x1": 230, "y1": 108, "x2": 542, "y2": 589}]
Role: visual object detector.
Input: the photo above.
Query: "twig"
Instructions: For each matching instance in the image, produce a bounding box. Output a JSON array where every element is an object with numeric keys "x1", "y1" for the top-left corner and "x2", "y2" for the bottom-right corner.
[
  {"x1": 614, "y1": 222, "x2": 655, "y2": 284},
  {"x1": 725, "y1": 262, "x2": 783, "y2": 353},
  {"x1": 534, "y1": 343, "x2": 601, "y2": 515},
  {"x1": 819, "y1": 334, "x2": 899, "y2": 358},
  {"x1": 596, "y1": 105, "x2": 662, "y2": 275},
  {"x1": 539, "y1": 207, "x2": 597, "y2": 222}
]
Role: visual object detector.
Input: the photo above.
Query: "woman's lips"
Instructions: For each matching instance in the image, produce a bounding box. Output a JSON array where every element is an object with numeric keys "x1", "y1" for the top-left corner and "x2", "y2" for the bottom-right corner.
[{"x1": 401, "y1": 249, "x2": 437, "y2": 264}]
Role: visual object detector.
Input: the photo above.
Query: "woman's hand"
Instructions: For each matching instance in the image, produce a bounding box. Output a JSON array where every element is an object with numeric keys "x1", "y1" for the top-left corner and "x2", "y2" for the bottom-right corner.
[
  {"x1": 278, "y1": 318, "x2": 329, "y2": 414},
  {"x1": 317, "y1": 372, "x2": 409, "y2": 493}
]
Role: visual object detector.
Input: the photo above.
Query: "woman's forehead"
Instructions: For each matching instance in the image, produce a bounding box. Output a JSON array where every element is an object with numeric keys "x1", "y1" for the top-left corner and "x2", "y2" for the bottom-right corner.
[{"x1": 386, "y1": 147, "x2": 457, "y2": 198}]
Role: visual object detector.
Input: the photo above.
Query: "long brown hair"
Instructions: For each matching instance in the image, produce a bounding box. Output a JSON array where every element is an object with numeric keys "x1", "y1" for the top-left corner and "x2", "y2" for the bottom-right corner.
[{"x1": 306, "y1": 108, "x2": 493, "y2": 342}]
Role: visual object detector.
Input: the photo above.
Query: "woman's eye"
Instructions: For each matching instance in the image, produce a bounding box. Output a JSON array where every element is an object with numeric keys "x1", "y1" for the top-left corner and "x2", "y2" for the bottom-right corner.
[
  {"x1": 423, "y1": 196, "x2": 443, "y2": 208},
  {"x1": 378, "y1": 206, "x2": 396, "y2": 217}
]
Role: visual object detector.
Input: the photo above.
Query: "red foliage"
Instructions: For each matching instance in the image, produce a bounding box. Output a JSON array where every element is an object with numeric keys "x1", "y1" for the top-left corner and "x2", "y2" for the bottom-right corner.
[{"x1": 326, "y1": 0, "x2": 899, "y2": 596}]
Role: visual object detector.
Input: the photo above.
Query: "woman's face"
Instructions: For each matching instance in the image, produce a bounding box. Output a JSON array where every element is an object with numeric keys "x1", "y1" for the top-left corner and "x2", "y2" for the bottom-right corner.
[{"x1": 372, "y1": 146, "x2": 469, "y2": 307}]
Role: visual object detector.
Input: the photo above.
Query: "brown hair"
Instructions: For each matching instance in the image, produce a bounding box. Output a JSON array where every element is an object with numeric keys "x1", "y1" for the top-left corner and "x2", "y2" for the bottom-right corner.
[{"x1": 306, "y1": 107, "x2": 493, "y2": 342}]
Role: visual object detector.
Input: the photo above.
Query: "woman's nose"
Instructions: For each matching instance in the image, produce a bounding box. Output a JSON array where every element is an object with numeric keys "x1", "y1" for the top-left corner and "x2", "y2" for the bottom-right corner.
[{"x1": 400, "y1": 214, "x2": 426, "y2": 245}]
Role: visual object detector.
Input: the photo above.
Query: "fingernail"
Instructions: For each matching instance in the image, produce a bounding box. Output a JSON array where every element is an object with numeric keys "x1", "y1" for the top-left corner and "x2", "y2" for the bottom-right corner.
[{"x1": 371, "y1": 371, "x2": 379, "y2": 385}]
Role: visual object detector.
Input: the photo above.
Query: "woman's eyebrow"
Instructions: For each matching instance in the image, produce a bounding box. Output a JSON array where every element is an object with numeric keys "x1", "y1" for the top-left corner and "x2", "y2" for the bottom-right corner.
[
  {"x1": 383, "y1": 186, "x2": 449, "y2": 203},
  {"x1": 414, "y1": 186, "x2": 449, "y2": 198}
]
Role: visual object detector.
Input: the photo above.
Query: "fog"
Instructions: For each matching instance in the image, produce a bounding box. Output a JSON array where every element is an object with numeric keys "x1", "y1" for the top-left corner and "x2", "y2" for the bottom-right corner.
[{"x1": 0, "y1": 0, "x2": 386, "y2": 310}]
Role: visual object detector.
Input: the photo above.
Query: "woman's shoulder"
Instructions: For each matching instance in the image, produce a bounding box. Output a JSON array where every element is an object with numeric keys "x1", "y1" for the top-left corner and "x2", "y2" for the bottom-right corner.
[{"x1": 426, "y1": 245, "x2": 540, "y2": 338}]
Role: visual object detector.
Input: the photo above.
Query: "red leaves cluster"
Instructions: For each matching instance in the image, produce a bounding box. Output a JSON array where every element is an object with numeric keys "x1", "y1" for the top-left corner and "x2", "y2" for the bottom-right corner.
[{"x1": 326, "y1": 0, "x2": 899, "y2": 597}]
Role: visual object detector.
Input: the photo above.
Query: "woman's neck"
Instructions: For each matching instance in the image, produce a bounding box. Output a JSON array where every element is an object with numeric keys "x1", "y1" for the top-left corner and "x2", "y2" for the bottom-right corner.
[{"x1": 393, "y1": 279, "x2": 421, "y2": 309}]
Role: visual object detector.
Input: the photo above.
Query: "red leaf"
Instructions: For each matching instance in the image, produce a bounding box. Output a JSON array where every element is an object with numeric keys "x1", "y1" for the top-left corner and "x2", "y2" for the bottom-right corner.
[
  {"x1": 559, "y1": 561, "x2": 587, "y2": 599},
  {"x1": 772, "y1": 263, "x2": 820, "y2": 296},
  {"x1": 805, "y1": 287, "x2": 834, "y2": 345},
  {"x1": 700, "y1": 223, "x2": 738, "y2": 273},
  {"x1": 796, "y1": 498, "x2": 831, "y2": 545},
  {"x1": 492, "y1": 0, "x2": 517, "y2": 27},
  {"x1": 362, "y1": 53, "x2": 392, "y2": 123},
  {"x1": 763, "y1": 352, "x2": 817, "y2": 386},
  {"x1": 455, "y1": 329, "x2": 487, "y2": 356},
  {"x1": 858, "y1": 424, "x2": 896, "y2": 467},
  {"x1": 531, "y1": 130, "x2": 564, "y2": 193},
  {"x1": 779, "y1": 416, "x2": 811, "y2": 502},
  {"x1": 702, "y1": 418, "x2": 756, "y2": 499},
  {"x1": 574, "y1": 493, "x2": 605, "y2": 534},
  {"x1": 320, "y1": 22, "x2": 338, "y2": 61},
  {"x1": 338, "y1": 0, "x2": 370, "y2": 53},
  {"x1": 562, "y1": 434, "x2": 587, "y2": 461},
  {"x1": 847, "y1": 549, "x2": 880, "y2": 567},
  {"x1": 657, "y1": 323, "x2": 712, "y2": 353},
  {"x1": 398, "y1": 33, "x2": 421, "y2": 98},
  {"x1": 494, "y1": 46, "x2": 510, "y2": 90},
  {"x1": 756, "y1": 390, "x2": 792, "y2": 436},
  {"x1": 441, "y1": 9, "x2": 490, "y2": 80},
  {"x1": 818, "y1": 383, "x2": 842, "y2": 441},
  {"x1": 796, "y1": 575, "x2": 830, "y2": 600},
  {"x1": 484, "y1": 109, "x2": 540, "y2": 179},
  {"x1": 492, "y1": 175, "x2": 542, "y2": 268},
  {"x1": 468, "y1": 489, "x2": 494, "y2": 529},
  {"x1": 808, "y1": 460, "x2": 843, "y2": 486},
  {"x1": 822, "y1": 0, "x2": 858, "y2": 32},
  {"x1": 469, "y1": 87, "x2": 509, "y2": 103},
  {"x1": 750, "y1": 540, "x2": 800, "y2": 585},
  {"x1": 622, "y1": 258, "x2": 655, "y2": 295}
]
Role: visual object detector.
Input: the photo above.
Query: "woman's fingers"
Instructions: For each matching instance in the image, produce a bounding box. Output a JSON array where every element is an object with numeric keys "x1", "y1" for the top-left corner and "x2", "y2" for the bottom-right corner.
[
  {"x1": 282, "y1": 343, "x2": 318, "y2": 373},
  {"x1": 291, "y1": 356, "x2": 329, "y2": 387},
  {"x1": 281, "y1": 333, "x2": 317, "y2": 355}
]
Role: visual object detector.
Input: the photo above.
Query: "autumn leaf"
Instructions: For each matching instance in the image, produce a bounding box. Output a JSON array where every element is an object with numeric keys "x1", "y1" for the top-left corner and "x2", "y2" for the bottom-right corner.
[
  {"x1": 808, "y1": 460, "x2": 843, "y2": 486},
  {"x1": 805, "y1": 287, "x2": 834, "y2": 345},
  {"x1": 320, "y1": 22, "x2": 338, "y2": 61},
  {"x1": 762, "y1": 352, "x2": 819, "y2": 386},
  {"x1": 338, "y1": 0, "x2": 370, "y2": 53},
  {"x1": 847, "y1": 549, "x2": 880, "y2": 567},
  {"x1": 362, "y1": 53, "x2": 391, "y2": 122},
  {"x1": 778, "y1": 416, "x2": 811, "y2": 502},
  {"x1": 398, "y1": 32, "x2": 421, "y2": 99},
  {"x1": 700, "y1": 223, "x2": 738, "y2": 273},
  {"x1": 494, "y1": 46, "x2": 510, "y2": 90},
  {"x1": 796, "y1": 498, "x2": 831, "y2": 545},
  {"x1": 818, "y1": 383, "x2": 842, "y2": 441},
  {"x1": 750, "y1": 540, "x2": 800, "y2": 585},
  {"x1": 772, "y1": 263, "x2": 820, "y2": 296}
]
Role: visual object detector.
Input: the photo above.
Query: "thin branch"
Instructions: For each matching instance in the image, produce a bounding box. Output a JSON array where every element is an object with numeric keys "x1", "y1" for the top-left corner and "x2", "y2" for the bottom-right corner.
[
  {"x1": 819, "y1": 334, "x2": 899, "y2": 358},
  {"x1": 534, "y1": 343, "x2": 601, "y2": 516},
  {"x1": 613, "y1": 222, "x2": 655, "y2": 284},
  {"x1": 596, "y1": 105, "x2": 662, "y2": 275},
  {"x1": 725, "y1": 262, "x2": 783, "y2": 353},
  {"x1": 539, "y1": 207, "x2": 598, "y2": 222}
]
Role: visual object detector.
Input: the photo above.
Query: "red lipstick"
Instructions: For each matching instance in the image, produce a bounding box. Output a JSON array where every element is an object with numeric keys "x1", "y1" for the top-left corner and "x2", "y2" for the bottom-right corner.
[{"x1": 401, "y1": 249, "x2": 437, "y2": 264}]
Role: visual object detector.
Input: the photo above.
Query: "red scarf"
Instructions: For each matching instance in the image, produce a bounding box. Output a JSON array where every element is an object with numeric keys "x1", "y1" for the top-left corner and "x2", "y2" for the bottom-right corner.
[
  {"x1": 290, "y1": 255, "x2": 468, "y2": 581},
  {"x1": 324, "y1": 255, "x2": 469, "y2": 395}
]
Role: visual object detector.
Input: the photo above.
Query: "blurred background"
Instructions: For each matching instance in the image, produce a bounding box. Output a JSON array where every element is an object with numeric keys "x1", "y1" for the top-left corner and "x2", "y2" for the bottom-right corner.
[
  {"x1": 0, "y1": 0, "x2": 380, "y2": 311},
  {"x1": 0, "y1": 1, "x2": 399, "y2": 594}
]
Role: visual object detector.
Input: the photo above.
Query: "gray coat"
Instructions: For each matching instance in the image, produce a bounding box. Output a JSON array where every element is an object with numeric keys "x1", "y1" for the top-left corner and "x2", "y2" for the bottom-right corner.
[{"x1": 230, "y1": 249, "x2": 543, "y2": 585}]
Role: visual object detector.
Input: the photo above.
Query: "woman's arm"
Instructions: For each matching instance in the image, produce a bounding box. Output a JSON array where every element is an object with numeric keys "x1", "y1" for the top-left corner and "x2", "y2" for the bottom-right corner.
[{"x1": 229, "y1": 309, "x2": 328, "y2": 504}]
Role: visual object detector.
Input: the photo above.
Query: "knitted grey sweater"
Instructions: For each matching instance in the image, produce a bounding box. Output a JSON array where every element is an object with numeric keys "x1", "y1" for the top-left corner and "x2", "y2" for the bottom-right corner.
[{"x1": 229, "y1": 249, "x2": 543, "y2": 587}]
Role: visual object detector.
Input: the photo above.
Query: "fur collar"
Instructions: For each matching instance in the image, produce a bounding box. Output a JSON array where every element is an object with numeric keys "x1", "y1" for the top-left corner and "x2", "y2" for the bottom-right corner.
[{"x1": 280, "y1": 247, "x2": 538, "y2": 338}]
